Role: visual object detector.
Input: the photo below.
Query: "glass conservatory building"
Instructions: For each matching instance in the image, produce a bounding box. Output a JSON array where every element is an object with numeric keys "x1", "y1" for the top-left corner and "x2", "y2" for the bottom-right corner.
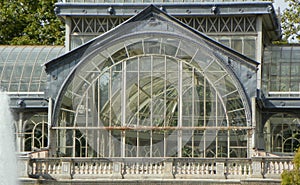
[{"x1": 1, "y1": 0, "x2": 300, "y2": 184}]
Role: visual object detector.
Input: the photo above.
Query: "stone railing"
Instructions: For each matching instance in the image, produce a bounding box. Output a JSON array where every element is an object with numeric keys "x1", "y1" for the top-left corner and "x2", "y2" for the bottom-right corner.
[
  {"x1": 261, "y1": 157, "x2": 294, "y2": 178},
  {"x1": 22, "y1": 157, "x2": 294, "y2": 180},
  {"x1": 173, "y1": 158, "x2": 252, "y2": 179}
]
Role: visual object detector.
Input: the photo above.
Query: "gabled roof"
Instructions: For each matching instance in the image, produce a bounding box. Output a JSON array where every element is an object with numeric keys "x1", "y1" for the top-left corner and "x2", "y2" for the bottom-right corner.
[{"x1": 45, "y1": 4, "x2": 258, "y2": 73}]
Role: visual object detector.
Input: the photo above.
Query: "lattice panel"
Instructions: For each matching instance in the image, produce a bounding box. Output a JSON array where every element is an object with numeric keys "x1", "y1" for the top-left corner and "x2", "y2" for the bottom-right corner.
[
  {"x1": 71, "y1": 16, "x2": 256, "y2": 35},
  {"x1": 178, "y1": 16, "x2": 256, "y2": 33},
  {"x1": 71, "y1": 17, "x2": 127, "y2": 34}
]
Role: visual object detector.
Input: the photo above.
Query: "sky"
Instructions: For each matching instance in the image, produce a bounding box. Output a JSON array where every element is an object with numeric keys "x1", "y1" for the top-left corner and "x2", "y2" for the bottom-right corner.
[{"x1": 273, "y1": 0, "x2": 289, "y2": 12}]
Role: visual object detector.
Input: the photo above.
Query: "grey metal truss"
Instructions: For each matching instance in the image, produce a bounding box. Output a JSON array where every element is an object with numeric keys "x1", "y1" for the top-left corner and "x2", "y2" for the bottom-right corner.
[
  {"x1": 70, "y1": 16, "x2": 256, "y2": 35},
  {"x1": 71, "y1": 17, "x2": 127, "y2": 34}
]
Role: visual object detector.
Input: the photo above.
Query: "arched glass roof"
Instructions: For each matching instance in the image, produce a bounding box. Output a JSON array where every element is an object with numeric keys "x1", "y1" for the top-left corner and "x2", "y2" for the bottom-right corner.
[{"x1": 0, "y1": 46, "x2": 65, "y2": 96}]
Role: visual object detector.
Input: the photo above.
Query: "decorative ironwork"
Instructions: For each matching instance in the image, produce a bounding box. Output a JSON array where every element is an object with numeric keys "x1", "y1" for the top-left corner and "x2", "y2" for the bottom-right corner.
[
  {"x1": 71, "y1": 16, "x2": 256, "y2": 34},
  {"x1": 71, "y1": 17, "x2": 127, "y2": 34},
  {"x1": 178, "y1": 16, "x2": 256, "y2": 33}
]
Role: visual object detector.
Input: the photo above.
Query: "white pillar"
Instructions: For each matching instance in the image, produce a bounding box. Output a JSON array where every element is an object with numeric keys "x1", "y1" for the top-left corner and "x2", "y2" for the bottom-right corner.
[
  {"x1": 250, "y1": 97, "x2": 256, "y2": 157},
  {"x1": 256, "y1": 16, "x2": 263, "y2": 90},
  {"x1": 17, "y1": 112, "x2": 24, "y2": 152},
  {"x1": 47, "y1": 98, "x2": 52, "y2": 150},
  {"x1": 65, "y1": 17, "x2": 72, "y2": 52}
]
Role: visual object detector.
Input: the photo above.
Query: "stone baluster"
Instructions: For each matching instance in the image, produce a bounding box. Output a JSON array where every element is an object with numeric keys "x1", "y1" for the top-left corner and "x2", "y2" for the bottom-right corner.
[
  {"x1": 80, "y1": 162, "x2": 84, "y2": 174},
  {"x1": 96, "y1": 162, "x2": 100, "y2": 174},
  {"x1": 52, "y1": 162, "x2": 57, "y2": 174},
  {"x1": 275, "y1": 161, "x2": 279, "y2": 174},
  {"x1": 181, "y1": 162, "x2": 185, "y2": 174},
  {"x1": 204, "y1": 163, "x2": 208, "y2": 174},
  {"x1": 200, "y1": 163, "x2": 204, "y2": 175},
  {"x1": 107, "y1": 162, "x2": 111, "y2": 174},
  {"x1": 85, "y1": 162, "x2": 89, "y2": 174},
  {"x1": 48, "y1": 162, "x2": 52, "y2": 174},
  {"x1": 176, "y1": 162, "x2": 180, "y2": 174},
  {"x1": 135, "y1": 163, "x2": 138, "y2": 174},
  {"x1": 103, "y1": 162, "x2": 107, "y2": 174},
  {"x1": 243, "y1": 164, "x2": 246, "y2": 175},
  {"x1": 128, "y1": 163, "x2": 133, "y2": 174},
  {"x1": 279, "y1": 161, "x2": 283, "y2": 174},
  {"x1": 238, "y1": 164, "x2": 242, "y2": 175},
  {"x1": 105, "y1": 162, "x2": 109, "y2": 174},
  {"x1": 149, "y1": 162, "x2": 153, "y2": 174},
  {"x1": 92, "y1": 162, "x2": 96, "y2": 174},
  {"x1": 270, "y1": 161, "x2": 274, "y2": 174},
  {"x1": 159, "y1": 162, "x2": 163, "y2": 174},
  {"x1": 193, "y1": 163, "x2": 196, "y2": 174},
  {"x1": 153, "y1": 163, "x2": 158, "y2": 174},
  {"x1": 196, "y1": 163, "x2": 200, "y2": 174},
  {"x1": 283, "y1": 161, "x2": 288, "y2": 172},
  {"x1": 188, "y1": 162, "x2": 191, "y2": 174}
]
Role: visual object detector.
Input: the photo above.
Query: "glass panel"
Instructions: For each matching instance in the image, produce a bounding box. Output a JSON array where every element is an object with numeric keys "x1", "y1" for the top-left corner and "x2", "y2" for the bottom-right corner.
[
  {"x1": 232, "y1": 39, "x2": 243, "y2": 53},
  {"x1": 217, "y1": 130, "x2": 228, "y2": 157},
  {"x1": 126, "y1": 130, "x2": 137, "y2": 157},
  {"x1": 139, "y1": 131, "x2": 151, "y2": 157},
  {"x1": 244, "y1": 38, "x2": 256, "y2": 59},
  {"x1": 263, "y1": 46, "x2": 300, "y2": 97}
]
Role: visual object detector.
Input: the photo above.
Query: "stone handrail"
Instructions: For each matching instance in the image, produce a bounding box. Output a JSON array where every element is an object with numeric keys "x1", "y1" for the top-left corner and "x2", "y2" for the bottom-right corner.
[{"x1": 25, "y1": 157, "x2": 293, "y2": 180}]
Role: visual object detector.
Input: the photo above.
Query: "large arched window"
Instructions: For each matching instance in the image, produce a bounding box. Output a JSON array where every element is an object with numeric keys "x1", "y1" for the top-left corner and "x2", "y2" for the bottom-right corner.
[{"x1": 54, "y1": 34, "x2": 250, "y2": 158}]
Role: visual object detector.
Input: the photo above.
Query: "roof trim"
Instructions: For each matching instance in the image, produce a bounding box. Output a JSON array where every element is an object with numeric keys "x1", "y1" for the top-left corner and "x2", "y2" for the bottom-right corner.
[{"x1": 55, "y1": 1, "x2": 277, "y2": 17}]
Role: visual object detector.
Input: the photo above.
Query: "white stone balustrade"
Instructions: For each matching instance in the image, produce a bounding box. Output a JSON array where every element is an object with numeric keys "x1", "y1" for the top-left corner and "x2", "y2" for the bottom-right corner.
[
  {"x1": 25, "y1": 157, "x2": 294, "y2": 180},
  {"x1": 260, "y1": 157, "x2": 294, "y2": 178}
]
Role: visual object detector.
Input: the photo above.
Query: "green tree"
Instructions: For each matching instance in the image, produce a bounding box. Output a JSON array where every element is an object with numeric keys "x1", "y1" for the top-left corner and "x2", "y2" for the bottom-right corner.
[
  {"x1": 0, "y1": 0, "x2": 64, "y2": 45},
  {"x1": 281, "y1": 0, "x2": 300, "y2": 42},
  {"x1": 281, "y1": 148, "x2": 300, "y2": 185}
]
